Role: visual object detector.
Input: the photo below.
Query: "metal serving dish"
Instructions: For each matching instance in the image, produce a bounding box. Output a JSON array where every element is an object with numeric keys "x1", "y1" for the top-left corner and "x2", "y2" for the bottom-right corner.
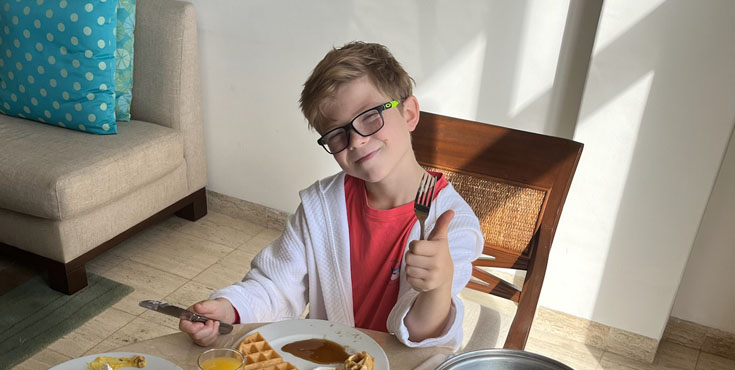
[{"x1": 435, "y1": 349, "x2": 574, "y2": 370}]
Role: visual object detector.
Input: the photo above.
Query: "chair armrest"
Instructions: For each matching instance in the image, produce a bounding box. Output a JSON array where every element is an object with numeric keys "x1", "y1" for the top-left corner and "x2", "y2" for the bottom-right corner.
[{"x1": 130, "y1": 0, "x2": 206, "y2": 192}]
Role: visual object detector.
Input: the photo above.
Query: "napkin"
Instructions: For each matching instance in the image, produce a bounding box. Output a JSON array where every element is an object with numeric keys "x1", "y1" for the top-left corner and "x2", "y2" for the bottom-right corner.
[{"x1": 412, "y1": 353, "x2": 450, "y2": 370}]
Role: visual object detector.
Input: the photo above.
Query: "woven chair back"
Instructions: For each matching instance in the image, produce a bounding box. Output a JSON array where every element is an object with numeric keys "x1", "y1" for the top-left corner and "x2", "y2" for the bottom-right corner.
[{"x1": 412, "y1": 111, "x2": 583, "y2": 349}]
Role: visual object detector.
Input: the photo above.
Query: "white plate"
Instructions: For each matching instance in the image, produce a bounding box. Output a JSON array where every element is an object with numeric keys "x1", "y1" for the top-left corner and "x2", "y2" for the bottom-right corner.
[
  {"x1": 235, "y1": 319, "x2": 389, "y2": 370},
  {"x1": 49, "y1": 352, "x2": 182, "y2": 370}
]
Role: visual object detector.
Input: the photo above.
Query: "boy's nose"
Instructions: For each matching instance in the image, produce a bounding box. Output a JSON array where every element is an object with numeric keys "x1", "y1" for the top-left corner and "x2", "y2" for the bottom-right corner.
[{"x1": 348, "y1": 127, "x2": 369, "y2": 149}]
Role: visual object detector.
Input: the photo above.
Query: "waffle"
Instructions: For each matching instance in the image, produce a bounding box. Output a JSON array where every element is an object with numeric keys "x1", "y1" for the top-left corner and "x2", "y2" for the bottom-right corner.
[
  {"x1": 237, "y1": 332, "x2": 297, "y2": 370},
  {"x1": 344, "y1": 351, "x2": 374, "y2": 370}
]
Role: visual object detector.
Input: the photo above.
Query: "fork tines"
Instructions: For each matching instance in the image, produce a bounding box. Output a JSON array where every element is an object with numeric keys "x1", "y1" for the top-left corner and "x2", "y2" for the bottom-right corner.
[{"x1": 415, "y1": 172, "x2": 437, "y2": 210}]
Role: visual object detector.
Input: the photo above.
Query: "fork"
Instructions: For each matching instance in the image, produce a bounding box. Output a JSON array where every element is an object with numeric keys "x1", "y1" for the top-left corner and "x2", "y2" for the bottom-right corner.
[{"x1": 414, "y1": 172, "x2": 437, "y2": 240}]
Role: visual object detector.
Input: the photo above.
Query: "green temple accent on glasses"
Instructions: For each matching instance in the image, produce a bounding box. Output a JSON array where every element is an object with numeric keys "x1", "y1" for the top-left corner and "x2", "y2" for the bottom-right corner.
[{"x1": 384, "y1": 100, "x2": 400, "y2": 109}]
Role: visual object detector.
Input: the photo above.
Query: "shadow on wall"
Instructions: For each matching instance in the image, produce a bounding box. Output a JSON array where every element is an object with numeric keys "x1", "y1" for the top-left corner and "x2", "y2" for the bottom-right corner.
[{"x1": 585, "y1": 0, "x2": 735, "y2": 345}]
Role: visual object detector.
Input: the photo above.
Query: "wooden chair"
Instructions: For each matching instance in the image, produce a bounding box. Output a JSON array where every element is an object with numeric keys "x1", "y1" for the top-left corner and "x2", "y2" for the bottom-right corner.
[{"x1": 412, "y1": 111, "x2": 583, "y2": 350}]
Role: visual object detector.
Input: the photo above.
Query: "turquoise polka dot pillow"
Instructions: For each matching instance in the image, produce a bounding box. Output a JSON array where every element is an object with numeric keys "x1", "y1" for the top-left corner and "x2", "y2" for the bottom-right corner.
[
  {"x1": 114, "y1": 0, "x2": 134, "y2": 122},
  {"x1": 0, "y1": 0, "x2": 117, "y2": 134}
]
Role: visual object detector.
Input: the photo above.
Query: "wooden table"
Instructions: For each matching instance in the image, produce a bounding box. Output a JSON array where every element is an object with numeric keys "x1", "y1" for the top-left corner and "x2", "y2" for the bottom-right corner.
[{"x1": 114, "y1": 322, "x2": 453, "y2": 369}]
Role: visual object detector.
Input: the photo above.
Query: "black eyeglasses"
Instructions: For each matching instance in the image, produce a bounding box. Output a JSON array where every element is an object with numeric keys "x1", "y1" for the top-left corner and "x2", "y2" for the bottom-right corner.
[{"x1": 316, "y1": 100, "x2": 400, "y2": 154}]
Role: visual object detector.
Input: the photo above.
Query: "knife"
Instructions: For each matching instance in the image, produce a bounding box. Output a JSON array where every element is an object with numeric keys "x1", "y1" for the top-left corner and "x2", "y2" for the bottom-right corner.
[{"x1": 139, "y1": 300, "x2": 233, "y2": 334}]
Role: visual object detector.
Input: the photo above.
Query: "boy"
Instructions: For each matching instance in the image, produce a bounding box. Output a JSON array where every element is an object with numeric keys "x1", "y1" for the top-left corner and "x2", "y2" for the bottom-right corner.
[{"x1": 180, "y1": 42, "x2": 483, "y2": 350}]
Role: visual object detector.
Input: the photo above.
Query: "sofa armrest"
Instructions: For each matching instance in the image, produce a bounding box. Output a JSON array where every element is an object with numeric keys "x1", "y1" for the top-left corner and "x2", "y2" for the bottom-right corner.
[{"x1": 130, "y1": 0, "x2": 206, "y2": 193}]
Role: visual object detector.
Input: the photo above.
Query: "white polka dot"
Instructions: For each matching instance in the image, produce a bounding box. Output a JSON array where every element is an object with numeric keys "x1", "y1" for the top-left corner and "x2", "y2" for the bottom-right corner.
[
  {"x1": 15, "y1": 62, "x2": 22, "y2": 70},
  {"x1": 97, "y1": 40, "x2": 105, "y2": 48},
  {"x1": 44, "y1": 110, "x2": 51, "y2": 118},
  {"x1": 31, "y1": 97, "x2": 38, "y2": 105},
  {"x1": 60, "y1": 69, "x2": 68, "y2": 78},
  {"x1": 5, "y1": 50, "x2": 11, "y2": 58},
  {"x1": 10, "y1": 94, "x2": 17, "y2": 102},
  {"x1": 50, "y1": 79, "x2": 57, "y2": 87},
  {"x1": 24, "y1": 52, "x2": 32, "y2": 61},
  {"x1": 53, "y1": 101, "x2": 60, "y2": 109},
  {"x1": 33, "y1": 20, "x2": 41, "y2": 29},
  {"x1": 35, "y1": 43, "x2": 43, "y2": 52},
  {"x1": 87, "y1": 93, "x2": 95, "y2": 100},
  {"x1": 18, "y1": 84, "x2": 25, "y2": 93},
  {"x1": 74, "y1": 103, "x2": 82, "y2": 111},
  {"x1": 13, "y1": 39, "x2": 19, "y2": 47},
  {"x1": 62, "y1": 91, "x2": 69, "y2": 100},
  {"x1": 100, "y1": 102, "x2": 107, "y2": 111},
  {"x1": 3, "y1": 102, "x2": 9, "y2": 110},
  {"x1": 78, "y1": 124, "x2": 86, "y2": 131},
  {"x1": 48, "y1": 55, "x2": 55, "y2": 64},
  {"x1": 98, "y1": 62, "x2": 106, "y2": 71},
  {"x1": 60, "y1": 1, "x2": 67, "y2": 8},
  {"x1": 73, "y1": 82, "x2": 81, "y2": 91},
  {"x1": 65, "y1": 113, "x2": 72, "y2": 121},
  {"x1": 59, "y1": 122, "x2": 66, "y2": 127},
  {"x1": 23, "y1": 106, "x2": 30, "y2": 114},
  {"x1": 97, "y1": 16, "x2": 105, "y2": 25},
  {"x1": 72, "y1": 59, "x2": 80, "y2": 68},
  {"x1": 22, "y1": 29, "x2": 30, "y2": 38},
  {"x1": 100, "y1": 83, "x2": 107, "y2": 91},
  {"x1": 57, "y1": 23, "x2": 65, "y2": 32},
  {"x1": 71, "y1": 36, "x2": 78, "y2": 46},
  {"x1": 40, "y1": 88, "x2": 47, "y2": 96},
  {"x1": 46, "y1": 33, "x2": 54, "y2": 42},
  {"x1": 7, "y1": 71, "x2": 14, "y2": 80},
  {"x1": 85, "y1": 72, "x2": 94, "y2": 81},
  {"x1": 45, "y1": 10, "x2": 53, "y2": 18},
  {"x1": 11, "y1": 16, "x2": 18, "y2": 25},
  {"x1": 102, "y1": 123, "x2": 110, "y2": 131},
  {"x1": 88, "y1": 114, "x2": 96, "y2": 122},
  {"x1": 27, "y1": 75, "x2": 34, "y2": 84},
  {"x1": 23, "y1": 7, "x2": 30, "y2": 15},
  {"x1": 38, "y1": 118, "x2": 46, "y2": 123},
  {"x1": 60, "y1": 46, "x2": 67, "y2": 55},
  {"x1": 0, "y1": 81, "x2": 5, "y2": 89},
  {"x1": 37, "y1": 0, "x2": 45, "y2": 5},
  {"x1": 85, "y1": 3, "x2": 93, "y2": 12},
  {"x1": 84, "y1": 50, "x2": 93, "y2": 58},
  {"x1": 83, "y1": 27, "x2": 91, "y2": 36},
  {"x1": 70, "y1": 13, "x2": 78, "y2": 22}
]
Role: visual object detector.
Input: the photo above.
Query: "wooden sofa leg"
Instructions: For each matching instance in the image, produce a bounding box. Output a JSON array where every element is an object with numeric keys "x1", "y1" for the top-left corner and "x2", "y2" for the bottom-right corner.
[
  {"x1": 176, "y1": 187, "x2": 207, "y2": 221},
  {"x1": 48, "y1": 261, "x2": 88, "y2": 295}
]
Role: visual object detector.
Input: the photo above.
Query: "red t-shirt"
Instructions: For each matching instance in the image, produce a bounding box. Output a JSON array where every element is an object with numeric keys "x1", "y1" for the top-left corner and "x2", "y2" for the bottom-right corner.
[{"x1": 346, "y1": 172, "x2": 448, "y2": 332}]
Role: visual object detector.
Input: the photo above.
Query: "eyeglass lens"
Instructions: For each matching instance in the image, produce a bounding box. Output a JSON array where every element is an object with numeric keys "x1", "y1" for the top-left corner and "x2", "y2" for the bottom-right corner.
[{"x1": 322, "y1": 108, "x2": 384, "y2": 153}]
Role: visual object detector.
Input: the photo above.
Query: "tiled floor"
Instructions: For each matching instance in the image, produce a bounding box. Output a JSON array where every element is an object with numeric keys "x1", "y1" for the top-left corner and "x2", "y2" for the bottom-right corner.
[{"x1": 8, "y1": 211, "x2": 734, "y2": 369}]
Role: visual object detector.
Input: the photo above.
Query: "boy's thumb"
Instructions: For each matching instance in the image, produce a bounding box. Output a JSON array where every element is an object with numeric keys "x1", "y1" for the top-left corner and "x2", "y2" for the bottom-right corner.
[{"x1": 428, "y1": 210, "x2": 455, "y2": 240}]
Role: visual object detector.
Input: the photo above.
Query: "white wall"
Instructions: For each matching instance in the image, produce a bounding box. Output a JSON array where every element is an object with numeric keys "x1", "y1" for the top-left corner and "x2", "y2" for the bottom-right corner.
[
  {"x1": 670, "y1": 125, "x2": 735, "y2": 334},
  {"x1": 188, "y1": 0, "x2": 735, "y2": 342},
  {"x1": 540, "y1": 0, "x2": 735, "y2": 339},
  {"x1": 189, "y1": 0, "x2": 569, "y2": 213}
]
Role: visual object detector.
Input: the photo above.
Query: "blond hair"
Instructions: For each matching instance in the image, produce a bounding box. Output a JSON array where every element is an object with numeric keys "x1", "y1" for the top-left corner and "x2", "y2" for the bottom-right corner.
[{"x1": 299, "y1": 41, "x2": 414, "y2": 132}]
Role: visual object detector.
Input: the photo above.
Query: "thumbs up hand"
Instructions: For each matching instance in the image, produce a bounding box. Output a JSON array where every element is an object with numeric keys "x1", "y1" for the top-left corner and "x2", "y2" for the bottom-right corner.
[{"x1": 405, "y1": 210, "x2": 455, "y2": 292}]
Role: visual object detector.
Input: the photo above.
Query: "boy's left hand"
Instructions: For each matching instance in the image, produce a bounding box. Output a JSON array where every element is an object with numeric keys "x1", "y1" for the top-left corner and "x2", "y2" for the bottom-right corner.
[{"x1": 406, "y1": 210, "x2": 455, "y2": 292}]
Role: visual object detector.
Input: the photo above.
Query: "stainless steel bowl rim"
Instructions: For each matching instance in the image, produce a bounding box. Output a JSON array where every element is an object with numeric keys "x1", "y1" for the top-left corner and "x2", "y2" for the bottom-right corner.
[{"x1": 435, "y1": 349, "x2": 574, "y2": 370}]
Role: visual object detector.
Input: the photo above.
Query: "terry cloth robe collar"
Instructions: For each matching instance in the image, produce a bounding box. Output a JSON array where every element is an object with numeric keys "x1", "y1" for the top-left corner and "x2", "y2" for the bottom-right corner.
[{"x1": 300, "y1": 172, "x2": 354, "y2": 326}]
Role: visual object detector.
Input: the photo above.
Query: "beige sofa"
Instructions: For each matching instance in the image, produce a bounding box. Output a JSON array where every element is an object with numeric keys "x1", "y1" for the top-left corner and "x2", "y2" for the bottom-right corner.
[{"x1": 0, "y1": 0, "x2": 207, "y2": 294}]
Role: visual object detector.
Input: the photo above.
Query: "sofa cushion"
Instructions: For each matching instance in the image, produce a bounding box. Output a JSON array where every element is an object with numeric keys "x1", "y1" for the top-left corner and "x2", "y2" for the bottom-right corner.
[
  {"x1": 115, "y1": 0, "x2": 136, "y2": 122},
  {"x1": 0, "y1": 114, "x2": 184, "y2": 220},
  {"x1": 0, "y1": 0, "x2": 118, "y2": 134}
]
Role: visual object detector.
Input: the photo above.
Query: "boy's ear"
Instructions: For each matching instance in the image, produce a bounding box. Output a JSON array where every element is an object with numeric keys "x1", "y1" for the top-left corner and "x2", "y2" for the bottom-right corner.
[{"x1": 402, "y1": 95, "x2": 420, "y2": 132}]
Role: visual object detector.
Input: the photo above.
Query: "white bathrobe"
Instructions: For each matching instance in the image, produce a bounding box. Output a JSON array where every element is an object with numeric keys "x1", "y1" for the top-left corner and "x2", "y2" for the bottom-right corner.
[{"x1": 210, "y1": 172, "x2": 483, "y2": 349}]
